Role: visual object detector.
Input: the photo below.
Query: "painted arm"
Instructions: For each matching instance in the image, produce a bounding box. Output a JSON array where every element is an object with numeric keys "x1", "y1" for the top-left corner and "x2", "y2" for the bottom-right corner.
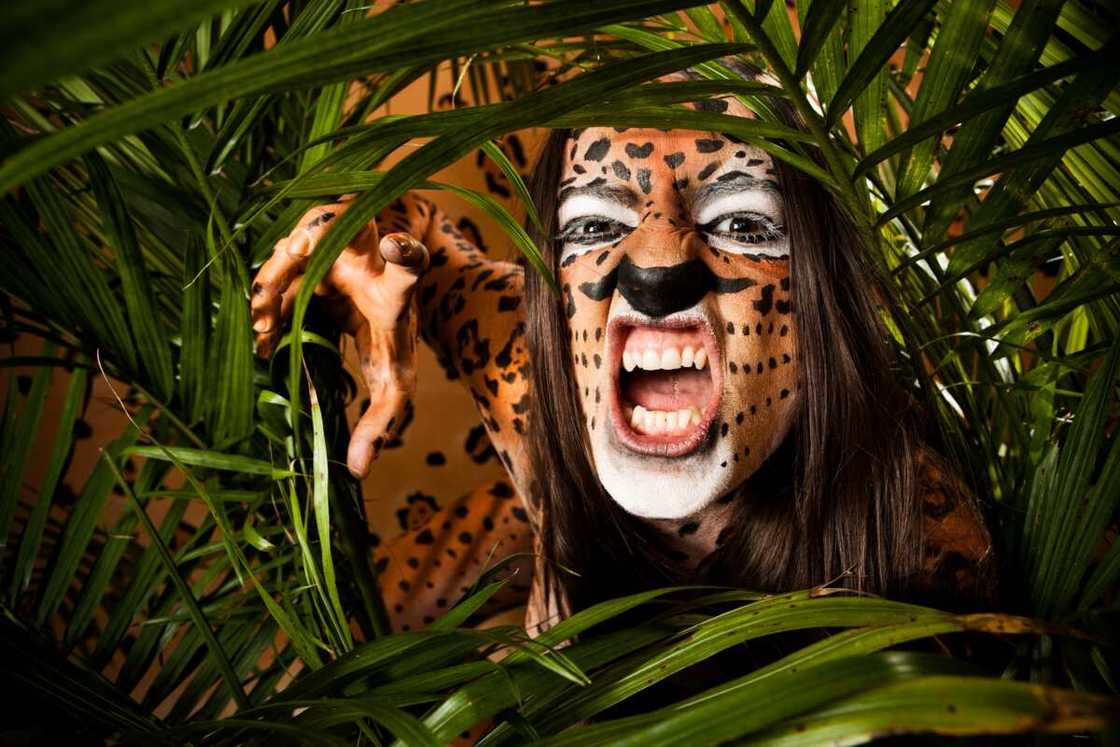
[{"x1": 374, "y1": 478, "x2": 534, "y2": 632}]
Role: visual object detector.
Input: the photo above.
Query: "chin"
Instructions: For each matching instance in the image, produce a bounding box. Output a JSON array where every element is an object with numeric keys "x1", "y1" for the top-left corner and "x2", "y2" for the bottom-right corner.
[{"x1": 586, "y1": 302, "x2": 760, "y2": 520}]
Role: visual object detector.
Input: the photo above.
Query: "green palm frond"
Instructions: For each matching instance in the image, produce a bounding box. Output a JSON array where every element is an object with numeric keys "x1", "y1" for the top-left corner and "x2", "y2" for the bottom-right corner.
[{"x1": 2, "y1": 0, "x2": 1118, "y2": 743}]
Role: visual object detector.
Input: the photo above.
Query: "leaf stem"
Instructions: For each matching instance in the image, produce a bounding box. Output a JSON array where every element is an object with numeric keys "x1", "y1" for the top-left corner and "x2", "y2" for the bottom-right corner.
[{"x1": 723, "y1": 2, "x2": 871, "y2": 233}]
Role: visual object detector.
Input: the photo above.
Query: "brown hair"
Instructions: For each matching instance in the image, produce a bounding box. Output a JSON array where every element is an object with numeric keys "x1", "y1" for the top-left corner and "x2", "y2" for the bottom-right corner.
[{"x1": 523, "y1": 76, "x2": 931, "y2": 615}]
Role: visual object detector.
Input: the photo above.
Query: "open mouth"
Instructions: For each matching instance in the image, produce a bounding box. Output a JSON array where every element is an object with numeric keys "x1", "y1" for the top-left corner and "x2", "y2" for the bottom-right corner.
[{"x1": 607, "y1": 317, "x2": 722, "y2": 457}]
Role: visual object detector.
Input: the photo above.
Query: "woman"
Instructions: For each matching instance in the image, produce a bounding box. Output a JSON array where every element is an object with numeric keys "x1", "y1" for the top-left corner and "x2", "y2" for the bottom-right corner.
[{"x1": 251, "y1": 71, "x2": 994, "y2": 634}]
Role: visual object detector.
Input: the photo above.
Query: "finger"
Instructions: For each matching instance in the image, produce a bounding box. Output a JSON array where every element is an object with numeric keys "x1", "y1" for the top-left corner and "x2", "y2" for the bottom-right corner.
[
  {"x1": 347, "y1": 321, "x2": 416, "y2": 477},
  {"x1": 251, "y1": 238, "x2": 305, "y2": 354},
  {"x1": 255, "y1": 275, "x2": 297, "y2": 359},
  {"x1": 293, "y1": 205, "x2": 349, "y2": 256},
  {"x1": 252, "y1": 203, "x2": 353, "y2": 331},
  {"x1": 348, "y1": 388, "x2": 408, "y2": 478},
  {"x1": 379, "y1": 232, "x2": 428, "y2": 286},
  {"x1": 333, "y1": 232, "x2": 428, "y2": 331}
]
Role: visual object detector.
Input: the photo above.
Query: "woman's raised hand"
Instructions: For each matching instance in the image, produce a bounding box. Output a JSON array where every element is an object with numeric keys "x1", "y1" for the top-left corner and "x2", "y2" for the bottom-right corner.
[{"x1": 250, "y1": 202, "x2": 429, "y2": 478}]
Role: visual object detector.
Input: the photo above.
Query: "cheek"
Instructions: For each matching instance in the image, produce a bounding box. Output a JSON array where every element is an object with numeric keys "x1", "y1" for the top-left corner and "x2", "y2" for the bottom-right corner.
[
  {"x1": 561, "y1": 279, "x2": 612, "y2": 428},
  {"x1": 717, "y1": 271, "x2": 799, "y2": 437}
]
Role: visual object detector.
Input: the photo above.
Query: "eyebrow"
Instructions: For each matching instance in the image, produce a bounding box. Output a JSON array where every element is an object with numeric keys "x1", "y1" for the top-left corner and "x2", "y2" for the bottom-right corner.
[
  {"x1": 558, "y1": 178, "x2": 640, "y2": 210},
  {"x1": 693, "y1": 170, "x2": 780, "y2": 206}
]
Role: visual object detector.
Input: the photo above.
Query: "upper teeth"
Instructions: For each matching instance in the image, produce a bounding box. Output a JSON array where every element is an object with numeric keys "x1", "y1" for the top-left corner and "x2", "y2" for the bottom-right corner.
[{"x1": 623, "y1": 345, "x2": 707, "y2": 372}]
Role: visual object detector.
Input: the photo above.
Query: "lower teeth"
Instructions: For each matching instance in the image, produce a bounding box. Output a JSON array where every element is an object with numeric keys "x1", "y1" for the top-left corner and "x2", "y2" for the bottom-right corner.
[{"x1": 626, "y1": 405, "x2": 702, "y2": 435}]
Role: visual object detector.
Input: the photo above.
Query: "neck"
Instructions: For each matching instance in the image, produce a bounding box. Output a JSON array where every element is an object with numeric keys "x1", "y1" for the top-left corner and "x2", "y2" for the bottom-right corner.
[{"x1": 644, "y1": 496, "x2": 739, "y2": 573}]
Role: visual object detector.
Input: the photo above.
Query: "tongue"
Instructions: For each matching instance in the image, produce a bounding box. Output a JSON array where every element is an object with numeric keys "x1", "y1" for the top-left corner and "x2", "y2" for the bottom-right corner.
[{"x1": 622, "y1": 368, "x2": 712, "y2": 411}]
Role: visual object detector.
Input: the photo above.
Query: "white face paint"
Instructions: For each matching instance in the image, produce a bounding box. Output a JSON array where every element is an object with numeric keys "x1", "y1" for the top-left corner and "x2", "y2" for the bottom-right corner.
[{"x1": 594, "y1": 299, "x2": 738, "y2": 520}]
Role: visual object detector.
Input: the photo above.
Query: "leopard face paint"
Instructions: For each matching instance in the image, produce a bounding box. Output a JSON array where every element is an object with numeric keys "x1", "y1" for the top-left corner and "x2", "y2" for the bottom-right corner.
[{"x1": 559, "y1": 125, "x2": 798, "y2": 520}]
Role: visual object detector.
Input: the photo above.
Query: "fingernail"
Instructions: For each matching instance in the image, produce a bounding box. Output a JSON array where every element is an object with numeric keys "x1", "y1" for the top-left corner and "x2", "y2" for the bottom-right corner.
[{"x1": 287, "y1": 231, "x2": 310, "y2": 257}]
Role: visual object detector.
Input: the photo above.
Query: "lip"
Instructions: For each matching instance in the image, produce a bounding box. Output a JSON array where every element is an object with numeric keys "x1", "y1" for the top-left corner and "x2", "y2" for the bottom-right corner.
[{"x1": 606, "y1": 313, "x2": 723, "y2": 458}]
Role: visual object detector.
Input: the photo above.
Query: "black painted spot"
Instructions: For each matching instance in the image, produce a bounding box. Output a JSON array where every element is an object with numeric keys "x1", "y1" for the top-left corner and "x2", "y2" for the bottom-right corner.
[
  {"x1": 695, "y1": 138, "x2": 724, "y2": 153},
  {"x1": 490, "y1": 481, "x2": 514, "y2": 498},
  {"x1": 637, "y1": 168, "x2": 652, "y2": 194},
  {"x1": 611, "y1": 160, "x2": 631, "y2": 181},
  {"x1": 696, "y1": 99, "x2": 729, "y2": 113},
  {"x1": 625, "y1": 142, "x2": 654, "y2": 158},
  {"x1": 563, "y1": 284, "x2": 577, "y2": 318},
  {"x1": 678, "y1": 521, "x2": 700, "y2": 536},
  {"x1": 426, "y1": 451, "x2": 446, "y2": 466},
  {"x1": 306, "y1": 210, "x2": 335, "y2": 229},
  {"x1": 753, "y1": 284, "x2": 775, "y2": 315},
  {"x1": 584, "y1": 137, "x2": 611, "y2": 161},
  {"x1": 697, "y1": 162, "x2": 719, "y2": 181},
  {"x1": 664, "y1": 152, "x2": 685, "y2": 169}
]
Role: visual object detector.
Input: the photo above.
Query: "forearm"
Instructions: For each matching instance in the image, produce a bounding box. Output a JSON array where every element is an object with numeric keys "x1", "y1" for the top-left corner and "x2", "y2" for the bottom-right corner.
[{"x1": 378, "y1": 193, "x2": 532, "y2": 478}]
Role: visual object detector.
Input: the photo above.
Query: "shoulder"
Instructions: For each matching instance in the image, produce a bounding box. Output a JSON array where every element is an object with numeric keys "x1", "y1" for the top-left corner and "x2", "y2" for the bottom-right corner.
[{"x1": 912, "y1": 450, "x2": 997, "y2": 608}]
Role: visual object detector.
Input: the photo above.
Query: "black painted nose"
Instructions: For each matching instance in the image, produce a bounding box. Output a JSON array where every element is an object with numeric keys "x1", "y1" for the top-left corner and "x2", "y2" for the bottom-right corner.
[{"x1": 617, "y1": 256, "x2": 714, "y2": 318}]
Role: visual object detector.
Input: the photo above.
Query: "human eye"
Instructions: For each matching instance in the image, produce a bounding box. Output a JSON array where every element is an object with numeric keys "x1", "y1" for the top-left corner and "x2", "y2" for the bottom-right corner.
[
  {"x1": 694, "y1": 190, "x2": 788, "y2": 258},
  {"x1": 558, "y1": 216, "x2": 630, "y2": 258},
  {"x1": 700, "y1": 211, "x2": 787, "y2": 257},
  {"x1": 556, "y1": 194, "x2": 638, "y2": 264}
]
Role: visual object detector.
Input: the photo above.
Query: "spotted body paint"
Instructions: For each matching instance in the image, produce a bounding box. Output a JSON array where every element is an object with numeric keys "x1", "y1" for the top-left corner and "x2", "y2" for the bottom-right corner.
[{"x1": 255, "y1": 119, "x2": 993, "y2": 634}]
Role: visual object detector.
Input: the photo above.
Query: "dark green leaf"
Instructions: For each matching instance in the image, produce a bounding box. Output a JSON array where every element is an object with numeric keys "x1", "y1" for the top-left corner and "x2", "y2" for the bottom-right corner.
[
  {"x1": 85, "y1": 152, "x2": 175, "y2": 399},
  {"x1": 794, "y1": 1, "x2": 846, "y2": 79},
  {"x1": 0, "y1": 0, "x2": 260, "y2": 99},
  {"x1": 827, "y1": 0, "x2": 938, "y2": 130}
]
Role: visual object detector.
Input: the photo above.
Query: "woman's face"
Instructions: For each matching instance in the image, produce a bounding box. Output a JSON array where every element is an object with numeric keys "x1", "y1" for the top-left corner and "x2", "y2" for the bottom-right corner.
[{"x1": 557, "y1": 120, "x2": 799, "y2": 519}]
